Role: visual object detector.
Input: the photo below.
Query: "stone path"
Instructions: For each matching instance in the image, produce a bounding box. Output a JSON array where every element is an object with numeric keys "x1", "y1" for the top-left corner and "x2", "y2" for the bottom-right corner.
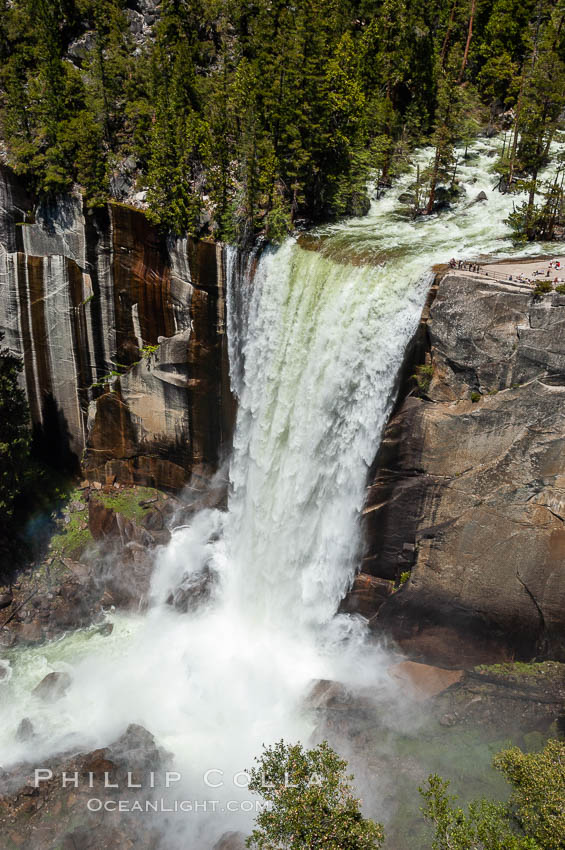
[
  {"x1": 450, "y1": 255, "x2": 565, "y2": 288},
  {"x1": 488, "y1": 255, "x2": 565, "y2": 281}
]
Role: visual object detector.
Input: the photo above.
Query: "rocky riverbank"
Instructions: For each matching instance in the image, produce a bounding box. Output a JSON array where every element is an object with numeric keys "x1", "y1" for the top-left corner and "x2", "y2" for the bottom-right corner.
[
  {"x1": 0, "y1": 718, "x2": 247, "y2": 850},
  {"x1": 0, "y1": 477, "x2": 227, "y2": 650},
  {"x1": 0, "y1": 723, "x2": 170, "y2": 850},
  {"x1": 307, "y1": 656, "x2": 564, "y2": 848}
]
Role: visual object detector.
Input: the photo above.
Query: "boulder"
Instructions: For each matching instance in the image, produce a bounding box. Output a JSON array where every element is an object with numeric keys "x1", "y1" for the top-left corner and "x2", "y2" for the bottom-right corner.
[
  {"x1": 88, "y1": 498, "x2": 120, "y2": 540},
  {"x1": 141, "y1": 507, "x2": 164, "y2": 532},
  {"x1": 14, "y1": 621, "x2": 42, "y2": 645},
  {"x1": 66, "y1": 32, "x2": 94, "y2": 64},
  {"x1": 388, "y1": 661, "x2": 464, "y2": 700},
  {"x1": 214, "y1": 832, "x2": 247, "y2": 850},
  {"x1": 398, "y1": 192, "x2": 416, "y2": 205},
  {"x1": 137, "y1": 0, "x2": 162, "y2": 27},
  {"x1": 305, "y1": 679, "x2": 352, "y2": 711},
  {"x1": 0, "y1": 630, "x2": 17, "y2": 648},
  {"x1": 105, "y1": 723, "x2": 163, "y2": 776},
  {"x1": 168, "y1": 565, "x2": 217, "y2": 613},
  {"x1": 339, "y1": 573, "x2": 393, "y2": 620},
  {"x1": 15, "y1": 718, "x2": 35, "y2": 743},
  {"x1": 32, "y1": 672, "x2": 72, "y2": 702},
  {"x1": 304, "y1": 679, "x2": 381, "y2": 740},
  {"x1": 0, "y1": 590, "x2": 13, "y2": 610},
  {"x1": 88, "y1": 497, "x2": 155, "y2": 549}
]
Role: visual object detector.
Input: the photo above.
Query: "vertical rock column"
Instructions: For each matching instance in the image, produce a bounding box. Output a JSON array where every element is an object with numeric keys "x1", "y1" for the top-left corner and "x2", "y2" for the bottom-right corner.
[{"x1": 0, "y1": 165, "x2": 236, "y2": 487}]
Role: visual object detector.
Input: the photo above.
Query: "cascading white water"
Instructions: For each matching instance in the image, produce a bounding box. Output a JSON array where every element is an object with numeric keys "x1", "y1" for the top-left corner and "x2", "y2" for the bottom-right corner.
[
  {"x1": 223, "y1": 241, "x2": 432, "y2": 627},
  {"x1": 0, "y1": 136, "x2": 561, "y2": 844}
]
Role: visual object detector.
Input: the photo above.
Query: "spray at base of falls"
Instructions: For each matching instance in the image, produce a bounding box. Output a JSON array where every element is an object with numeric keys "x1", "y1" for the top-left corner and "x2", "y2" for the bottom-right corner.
[{"x1": 0, "y1": 135, "x2": 561, "y2": 845}]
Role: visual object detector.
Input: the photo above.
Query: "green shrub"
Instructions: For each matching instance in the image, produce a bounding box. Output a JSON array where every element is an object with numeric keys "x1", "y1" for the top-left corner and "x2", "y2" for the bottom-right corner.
[
  {"x1": 141, "y1": 344, "x2": 159, "y2": 360},
  {"x1": 555, "y1": 283, "x2": 565, "y2": 294},
  {"x1": 470, "y1": 391, "x2": 481, "y2": 403},
  {"x1": 494, "y1": 739, "x2": 565, "y2": 850},
  {"x1": 420, "y1": 739, "x2": 565, "y2": 850},
  {"x1": 533, "y1": 279, "x2": 552, "y2": 297},
  {"x1": 413, "y1": 363, "x2": 434, "y2": 396},
  {"x1": 247, "y1": 740, "x2": 384, "y2": 849}
]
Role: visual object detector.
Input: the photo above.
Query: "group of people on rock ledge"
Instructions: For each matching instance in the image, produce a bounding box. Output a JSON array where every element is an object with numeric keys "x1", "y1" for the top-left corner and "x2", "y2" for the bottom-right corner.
[
  {"x1": 449, "y1": 259, "x2": 481, "y2": 272},
  {"x1": 449, "y1": 257, "x2": 564, "y2": 287}
]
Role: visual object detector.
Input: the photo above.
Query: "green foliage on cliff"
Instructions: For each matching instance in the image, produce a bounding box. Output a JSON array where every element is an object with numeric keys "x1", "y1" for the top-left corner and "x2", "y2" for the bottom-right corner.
[
  {"x1": 413, "y1": 363, "x2": 434, "y2": 395},
  {"x1": 0, "y1": 333, "x2": 31, "y2": 525},
  {"x1": 493, "y1": 740, "x2": 565, "y2": 849},
  {"x1": 246, "y1": 739, "x2": 384, "y2": 849},
  {"x1": 421, "y1": 775, "x2": 536, "y2": 850},
  {"x1": 247, "y1": 738, "x2": 564, "y2": 850},
  {"x1": 421, "y1": 739, "x2": 565, "y2": 850},
  {"x1": 533, "y1": 279, "x2": 553, "y2": 298},
  {"x1": 0, "y1": 0, "x2": 564, "y2": 242}
]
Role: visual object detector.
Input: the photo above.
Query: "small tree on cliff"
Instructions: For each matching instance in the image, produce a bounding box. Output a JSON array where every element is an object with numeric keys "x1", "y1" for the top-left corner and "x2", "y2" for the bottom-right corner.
[
  {"x1": 246, "y1": 740, "x2": 384, "y2": 849},
  {"x1": 420, "y1": 738, "x2": 565, "y2": 849},
  {"x1": 494, "y1": 739, "x2": 565, "y2": 849},
  {"x1": 0, "y1": 333, "x2": 31, "y2": 525}
]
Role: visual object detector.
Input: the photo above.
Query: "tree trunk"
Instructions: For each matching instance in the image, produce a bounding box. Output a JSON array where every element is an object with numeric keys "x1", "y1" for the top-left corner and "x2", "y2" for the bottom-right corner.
[
  {"x1": 507, "y1": 75, "x2": 525, "y2": 189},
  {"x1": 426, "y1": 148, "x2": 441, "y2": 214},
  {"x1": 526, "y1": 172, "x2": 538, "y2": 238},
  {"x1": 440, "y1": 0, "x2": 458, "y2": 69},
  {"x1": 458, "y1": 0, "x2": 476, "y2": 83},
  {"x1": 413, "y1": 164, "x2": 421, "y2": 218}
]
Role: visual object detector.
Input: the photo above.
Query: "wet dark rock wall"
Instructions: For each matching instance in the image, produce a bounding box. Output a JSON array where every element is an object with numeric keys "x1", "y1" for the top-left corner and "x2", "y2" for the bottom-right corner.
[{"x1": 0, "y1": 166, "x2": 234, "y2": 490}]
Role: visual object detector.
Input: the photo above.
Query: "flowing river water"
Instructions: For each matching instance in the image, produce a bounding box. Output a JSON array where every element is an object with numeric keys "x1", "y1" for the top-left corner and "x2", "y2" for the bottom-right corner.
[{"x1": 0, "y1": 137, "x2": 560, "y2": 846}]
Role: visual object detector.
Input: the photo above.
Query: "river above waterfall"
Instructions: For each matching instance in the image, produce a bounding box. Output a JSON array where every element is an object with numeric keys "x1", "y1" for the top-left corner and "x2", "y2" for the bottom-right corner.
[{"x1": 0, "y1": 135, "x2": 561, "y2": 848}]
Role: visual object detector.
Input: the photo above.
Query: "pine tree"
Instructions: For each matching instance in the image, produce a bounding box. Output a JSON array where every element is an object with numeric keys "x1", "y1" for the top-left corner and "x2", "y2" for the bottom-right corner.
[
  {"x1": 504, "y1": 2, "x2": 565, "y2": 238},
  {"x1": 425, "y1": 62, "x2": 467, "y2": 214}
]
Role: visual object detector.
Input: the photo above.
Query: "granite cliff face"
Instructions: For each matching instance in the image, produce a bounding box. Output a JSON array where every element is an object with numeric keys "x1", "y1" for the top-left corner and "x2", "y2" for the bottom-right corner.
[
  {"x1": 363, "y1": 272, "x2": 565, "y2": 667},
  {"x1": 0, "y1": 166, "x2": 233, "y2": 489}
]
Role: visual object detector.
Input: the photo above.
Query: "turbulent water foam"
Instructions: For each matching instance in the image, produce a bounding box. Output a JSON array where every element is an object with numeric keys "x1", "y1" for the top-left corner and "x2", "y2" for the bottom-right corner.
[{"x1": 0, "y1": 136, "x2": 561, "y2": 844}]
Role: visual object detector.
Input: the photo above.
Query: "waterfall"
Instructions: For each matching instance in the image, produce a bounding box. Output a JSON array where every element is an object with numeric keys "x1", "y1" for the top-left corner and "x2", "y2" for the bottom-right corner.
[
  {"x1": 0, "y1": 135, "x2": 560, "y2": 845},
  {"x1": 223, "y1": 241, "x2": 429, "y2": 627},
  {"x1": 137, "y1": 237, "x2": 431, "y2": 840}
]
